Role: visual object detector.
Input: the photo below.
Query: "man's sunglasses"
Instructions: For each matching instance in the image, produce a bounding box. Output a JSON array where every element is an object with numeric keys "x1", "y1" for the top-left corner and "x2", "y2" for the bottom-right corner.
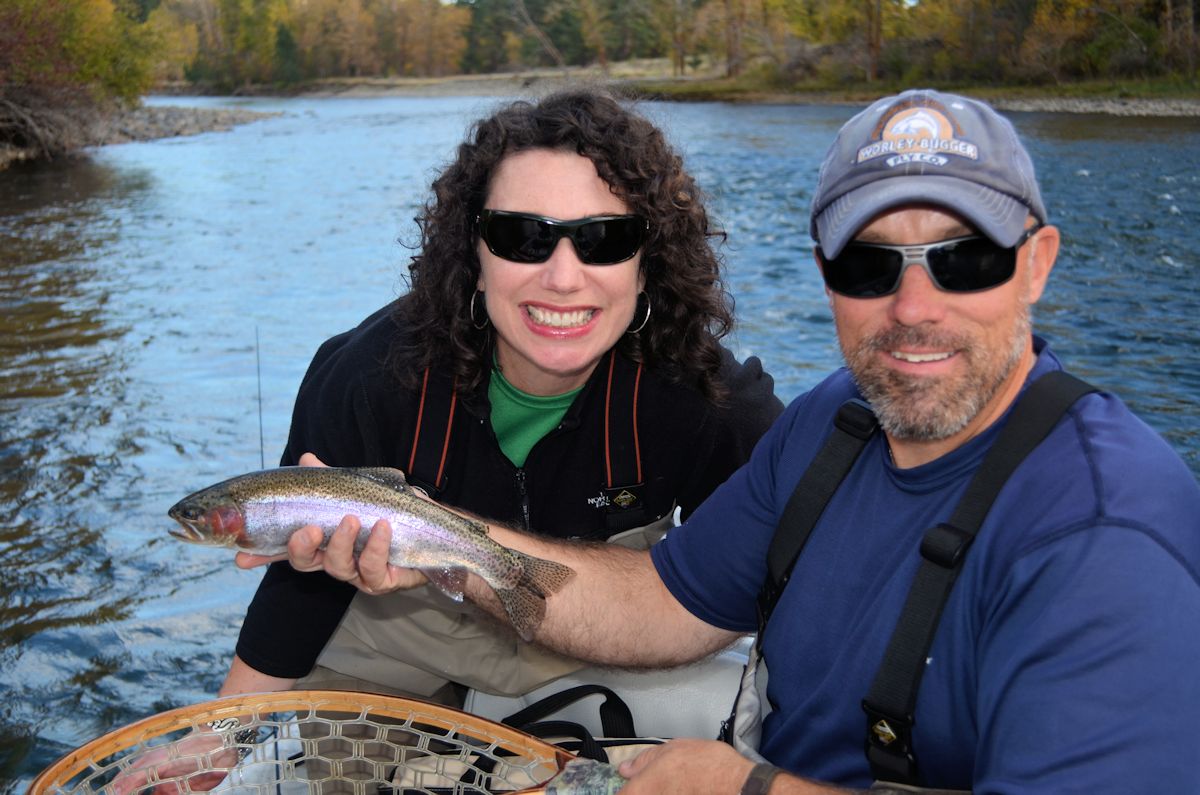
[
  {"x1": 476, "y1": 210, "x2": 648, "y2": 265},
  {"x1": 818, "y1": 225, "x2": 1043, "y2": 298}
]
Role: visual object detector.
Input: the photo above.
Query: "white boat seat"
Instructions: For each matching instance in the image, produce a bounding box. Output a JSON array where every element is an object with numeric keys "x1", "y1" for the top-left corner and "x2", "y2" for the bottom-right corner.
[{"x1": 463, "y1": 636, "x2": 751, "y2": 740}]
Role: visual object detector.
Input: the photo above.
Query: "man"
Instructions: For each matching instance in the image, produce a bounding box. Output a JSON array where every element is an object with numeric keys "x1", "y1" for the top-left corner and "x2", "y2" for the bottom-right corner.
[{"x1": 277, "y1": 90, "x2": 1200, "y2": 793}]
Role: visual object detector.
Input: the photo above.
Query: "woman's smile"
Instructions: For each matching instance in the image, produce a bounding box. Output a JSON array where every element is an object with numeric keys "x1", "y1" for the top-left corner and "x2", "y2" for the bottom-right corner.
[{"x1": 523, "y1": 302, "x2": 598, "y2": 332}]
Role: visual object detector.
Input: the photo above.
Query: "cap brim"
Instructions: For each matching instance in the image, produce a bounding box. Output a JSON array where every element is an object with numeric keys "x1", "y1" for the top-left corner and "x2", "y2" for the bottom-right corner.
[{"x1": 813, "y1": 175, "x2": 1033, "y2": 259}]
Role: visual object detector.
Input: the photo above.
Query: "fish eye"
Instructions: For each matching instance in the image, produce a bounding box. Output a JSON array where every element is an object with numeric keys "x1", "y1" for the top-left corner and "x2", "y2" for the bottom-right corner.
[{"x1": 181, "y1": 506, "x2": 204, "y2": 521}]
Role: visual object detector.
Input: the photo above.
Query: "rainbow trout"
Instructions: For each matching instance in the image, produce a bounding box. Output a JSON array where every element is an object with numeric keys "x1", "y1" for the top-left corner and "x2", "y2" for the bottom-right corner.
[{"x1": 168, "y1": 466, "x2": 573, "y2": 640}]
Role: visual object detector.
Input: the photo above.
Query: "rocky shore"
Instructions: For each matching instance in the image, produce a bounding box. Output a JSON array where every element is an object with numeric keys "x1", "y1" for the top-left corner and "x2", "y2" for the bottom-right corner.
[
  {"x1": 0, "y1": 105, "x2": 278, "y2": 171},
  {"x1": 986, "y1": 96, "x2": 1200, "y2": 116},
  {"x1": 87, "y1": 104, "x2": 280, "y2": 145}
]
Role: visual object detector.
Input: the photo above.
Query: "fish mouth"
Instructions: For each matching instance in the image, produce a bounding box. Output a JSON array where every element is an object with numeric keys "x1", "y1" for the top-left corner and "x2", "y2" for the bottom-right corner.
[
  {"x1": 168, "y1": 521, "x2": 205, "y2": 545},
  {"x1": 168, "y1": 525, "x2": 202, "y2": 542},
  {"x1": 167, "y1": 505, "x2": 208, "y2": 543}
]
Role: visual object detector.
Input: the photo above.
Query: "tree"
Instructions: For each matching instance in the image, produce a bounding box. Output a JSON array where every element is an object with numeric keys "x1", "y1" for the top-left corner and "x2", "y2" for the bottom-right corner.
[
  {"x1": 643, "y1": 0, "x2": 702, "y2": 74},
  {"x1": 458, "y1": 0, "x2": 520, "y2": 73},
  {"x1": 546, "y1": 0, "x2": 612, "y2": 69},
  {"x1": 512, "y1": 0, "x2": 568, "y2": 67},
  {"x1": 408, "y1": 0, "x2": 471, "y2": 75},
  {"x1": 1, "y1": 0, "x2": 159, "y2": 158},
  {"x1": 273, "y1": 20, "x2": 301, "y2": 81},
  {"x1": 329, "y1": 0, "x2": 381, "y2": 77}
]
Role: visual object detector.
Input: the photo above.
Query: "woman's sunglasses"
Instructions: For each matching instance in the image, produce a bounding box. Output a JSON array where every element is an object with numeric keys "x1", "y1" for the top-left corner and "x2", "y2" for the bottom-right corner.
[
  {"x1": 477, "y1": 210, "x2": 648, "y2": 265},
  {"x1": 818, "y1": 225, "x2": 1042, "y2": 298}
]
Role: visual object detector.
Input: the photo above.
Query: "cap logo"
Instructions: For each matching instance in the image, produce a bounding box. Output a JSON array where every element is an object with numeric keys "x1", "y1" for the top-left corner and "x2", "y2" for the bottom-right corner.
[{"x1": 856, "y1": 100, "x2": 978, "y2": 169}]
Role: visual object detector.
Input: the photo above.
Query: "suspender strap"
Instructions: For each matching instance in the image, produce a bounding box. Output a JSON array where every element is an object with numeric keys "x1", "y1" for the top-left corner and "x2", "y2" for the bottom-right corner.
[
  {"x1": 863, "y1": 371, "x2": 1096, "y2": 784},
  {"x1": 406, "y1": 368, "x2": 459, "y2": 496},
  {"x1": 602, "y1": 350, "x2": 648, "y2": 532},
  {"x1": 757, "y1": 399, "x2": 879, "y2": 635}
]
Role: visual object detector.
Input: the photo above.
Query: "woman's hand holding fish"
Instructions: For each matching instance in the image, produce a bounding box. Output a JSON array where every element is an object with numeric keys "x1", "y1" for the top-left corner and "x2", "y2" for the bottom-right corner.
[
  {"x1": 291, "y1": 452, "x2": 428, "y2": 594},
  {"x1": 300, "y1": 513, "x2": 429, "y2": 594}
]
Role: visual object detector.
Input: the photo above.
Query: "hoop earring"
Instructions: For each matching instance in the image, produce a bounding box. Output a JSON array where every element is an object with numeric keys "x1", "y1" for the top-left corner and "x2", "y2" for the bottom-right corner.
[
  {"x1": 470, "y1": 289, "x2": 490, "y2": 330},
  {"x1": 627, "y1": 292, "x2": 651, "y2": 335}
]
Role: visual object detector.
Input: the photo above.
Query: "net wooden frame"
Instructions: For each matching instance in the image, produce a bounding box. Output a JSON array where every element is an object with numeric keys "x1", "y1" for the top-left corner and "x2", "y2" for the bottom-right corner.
[{"x1": 29, "y1": 690, "x2": 572, "y2": 795}]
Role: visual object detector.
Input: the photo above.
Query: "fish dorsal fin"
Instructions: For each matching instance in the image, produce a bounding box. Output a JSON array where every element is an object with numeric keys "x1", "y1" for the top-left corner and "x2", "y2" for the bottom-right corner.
[{"x1": 347, "y1": 467, "x2": 410, "y2": 493}]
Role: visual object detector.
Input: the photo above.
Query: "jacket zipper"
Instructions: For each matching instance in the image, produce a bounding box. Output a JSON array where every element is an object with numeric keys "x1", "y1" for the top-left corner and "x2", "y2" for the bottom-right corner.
[{"x1": 515, "y1": 468, "x2": 531, "y2": 531}]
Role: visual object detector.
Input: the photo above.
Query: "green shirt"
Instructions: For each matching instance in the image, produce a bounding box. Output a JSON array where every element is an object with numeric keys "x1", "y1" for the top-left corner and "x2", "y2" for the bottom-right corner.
[{"x1": 488, "y1": 368, "x2": 582, "y2": 467}]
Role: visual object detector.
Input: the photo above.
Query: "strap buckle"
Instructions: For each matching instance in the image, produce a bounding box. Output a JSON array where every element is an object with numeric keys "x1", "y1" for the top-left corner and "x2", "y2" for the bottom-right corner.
[
  {"x1": 861, "y1": 699, "x2": 918, "y2": 783},
  {"x1": 834, "y1": 399, "x2": 877, "y2": 440},
  {"x1": 920, "y1": 523, "x2": 974, "y2": 568}
]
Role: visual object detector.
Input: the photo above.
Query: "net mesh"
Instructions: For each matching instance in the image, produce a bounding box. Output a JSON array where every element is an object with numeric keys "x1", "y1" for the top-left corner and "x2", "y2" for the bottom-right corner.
[{"x1": 31, "y1": 691, "x2": 568, "y2": 795}]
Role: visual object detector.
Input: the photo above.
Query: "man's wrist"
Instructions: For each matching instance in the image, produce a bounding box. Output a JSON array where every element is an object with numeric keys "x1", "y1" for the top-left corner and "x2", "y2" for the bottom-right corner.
[{"x1": 741, "y1": 762, "x2": 782, "y2": 795}]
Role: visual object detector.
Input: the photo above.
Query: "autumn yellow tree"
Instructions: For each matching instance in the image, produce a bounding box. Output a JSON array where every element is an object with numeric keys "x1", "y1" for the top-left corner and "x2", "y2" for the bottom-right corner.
[{"x1": 1, "y1": 0, "x2": 158, "y2": 158}]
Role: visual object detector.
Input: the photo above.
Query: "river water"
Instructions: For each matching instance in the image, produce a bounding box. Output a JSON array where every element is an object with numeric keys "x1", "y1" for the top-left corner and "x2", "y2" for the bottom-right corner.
[{"x1": 1, "y1": 94, "x2": 1197, "y2": 789}]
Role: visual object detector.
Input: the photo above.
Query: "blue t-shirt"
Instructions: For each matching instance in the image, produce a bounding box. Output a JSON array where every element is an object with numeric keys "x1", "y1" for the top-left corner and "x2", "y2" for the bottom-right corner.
[{"x1": 653, "y1": 339, "x2": 1200, "y2": 791}]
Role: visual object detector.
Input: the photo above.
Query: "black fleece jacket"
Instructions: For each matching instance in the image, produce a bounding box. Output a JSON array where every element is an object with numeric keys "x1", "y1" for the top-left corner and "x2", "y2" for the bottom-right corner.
[{"x1": 236, "y1": 301, "x2": 783, "y2": 678}]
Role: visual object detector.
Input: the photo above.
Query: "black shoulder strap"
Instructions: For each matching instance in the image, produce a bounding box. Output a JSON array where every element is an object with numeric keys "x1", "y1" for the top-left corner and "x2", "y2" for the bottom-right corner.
[
  {"x1": 406, "y1": 368, "x2": 459, "y2": 496},
  {"x1": 757, "y1": 399, "x2": 879, "y2": 635},
  {"x1": 601, "y1": 350, "x2": 649, "y2": 533},
  {"x1": 863, "y1": 371, "x2": 1097, "y2": 784}
]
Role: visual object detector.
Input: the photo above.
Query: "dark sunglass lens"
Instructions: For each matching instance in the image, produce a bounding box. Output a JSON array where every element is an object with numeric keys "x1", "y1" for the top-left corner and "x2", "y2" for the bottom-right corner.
[
  {"x1": 824, "y1": 245, "x2": 904, "y2": 297},
  {"x1": 573, "y1": 217, "x2": 645, "y2": 264},
  {"x1": 928, "y1": 238, "x2": 1016, "y2": 291},
  {"x1": 486, "y1": 215, "x2": 556, "y2": 262}
]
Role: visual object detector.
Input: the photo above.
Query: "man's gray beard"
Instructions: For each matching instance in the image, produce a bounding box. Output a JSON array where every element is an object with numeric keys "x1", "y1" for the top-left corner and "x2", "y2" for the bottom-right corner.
[{"x1": 845, "y1": 311, "x2": 1031, "y2": 442}]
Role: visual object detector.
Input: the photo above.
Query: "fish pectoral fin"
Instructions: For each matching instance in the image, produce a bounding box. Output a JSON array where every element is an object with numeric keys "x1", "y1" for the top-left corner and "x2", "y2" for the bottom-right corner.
[
  {"x1": 347, "y1": 467, "x2": 410, "y2": 492},
  {"x1": 422, "y1": 567, "x2": 467, "y2": 601}
]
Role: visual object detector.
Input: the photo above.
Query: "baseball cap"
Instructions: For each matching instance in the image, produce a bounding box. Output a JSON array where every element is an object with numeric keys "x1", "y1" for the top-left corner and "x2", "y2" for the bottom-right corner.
[{"x1": 810, "y1": 89, "x2": 1047, "y2": 259}]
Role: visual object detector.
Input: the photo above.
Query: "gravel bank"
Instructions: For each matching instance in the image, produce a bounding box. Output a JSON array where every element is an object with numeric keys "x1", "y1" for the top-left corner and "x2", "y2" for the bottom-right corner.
[
  {"x1": 86, "y1": 105, "x2": 280, "y2": 145},
  {"x1": 281, "y1": 74, "x2": 1200, "y2": 116},
  {"x1": 1, "y1": 105, "x2": 278, "y2": 171},
  {"x1": 987, "y1": 96, "x2": 1200, "y2": 116},
  {"x1": 634, "y1": 87, "x2": 1200, "y2": 116}
]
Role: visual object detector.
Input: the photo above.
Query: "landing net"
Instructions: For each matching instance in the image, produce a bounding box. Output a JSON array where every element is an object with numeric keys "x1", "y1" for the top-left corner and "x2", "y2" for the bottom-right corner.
[{"x1": 30, "y1": 690, "x2": 571, "y2": 795}]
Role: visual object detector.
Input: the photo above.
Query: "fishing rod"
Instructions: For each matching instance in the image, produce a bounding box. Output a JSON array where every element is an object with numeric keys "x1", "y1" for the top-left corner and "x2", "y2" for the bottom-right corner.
[{"x1": 255, "y1": 326, "x2": 265, "y2": 470}]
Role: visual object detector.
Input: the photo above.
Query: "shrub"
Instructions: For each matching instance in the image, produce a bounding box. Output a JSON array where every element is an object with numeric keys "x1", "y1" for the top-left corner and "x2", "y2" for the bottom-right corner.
[{"x1": 0, "y1": 0, "x2": 158, "y2": 158}]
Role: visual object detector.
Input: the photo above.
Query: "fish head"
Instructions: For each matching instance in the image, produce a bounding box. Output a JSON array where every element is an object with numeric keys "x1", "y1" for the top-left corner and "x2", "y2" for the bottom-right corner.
[{"x1": 168, "y1": 487, "x2": 246, "y2": 547}]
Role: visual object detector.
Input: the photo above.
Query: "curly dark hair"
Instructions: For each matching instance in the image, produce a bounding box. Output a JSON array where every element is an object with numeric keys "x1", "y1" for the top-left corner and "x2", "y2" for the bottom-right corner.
[{"x1": 390, "y1": 87, "x2": 734, "y2": 402}]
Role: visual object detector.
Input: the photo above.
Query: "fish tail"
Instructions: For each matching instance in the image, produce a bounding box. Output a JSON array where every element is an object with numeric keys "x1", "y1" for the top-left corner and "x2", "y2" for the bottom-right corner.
[{"x1": 496, "y1": 551, "x2": 574, "y2": 641}]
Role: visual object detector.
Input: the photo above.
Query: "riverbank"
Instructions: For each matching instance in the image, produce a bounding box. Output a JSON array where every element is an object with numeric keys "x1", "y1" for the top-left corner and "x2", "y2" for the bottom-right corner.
[
  {"x1": 0, "y1": 105, "x2": 278, "y2": 171},
  {"x1": 240, "y1": 69, "x2": 1200, "y2": 117}
]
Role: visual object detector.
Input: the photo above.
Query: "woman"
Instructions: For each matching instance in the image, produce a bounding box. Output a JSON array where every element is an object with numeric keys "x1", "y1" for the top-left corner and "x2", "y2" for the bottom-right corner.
[{"x1": 221, "y1": 89, "x2": 783, "y2": 703}]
